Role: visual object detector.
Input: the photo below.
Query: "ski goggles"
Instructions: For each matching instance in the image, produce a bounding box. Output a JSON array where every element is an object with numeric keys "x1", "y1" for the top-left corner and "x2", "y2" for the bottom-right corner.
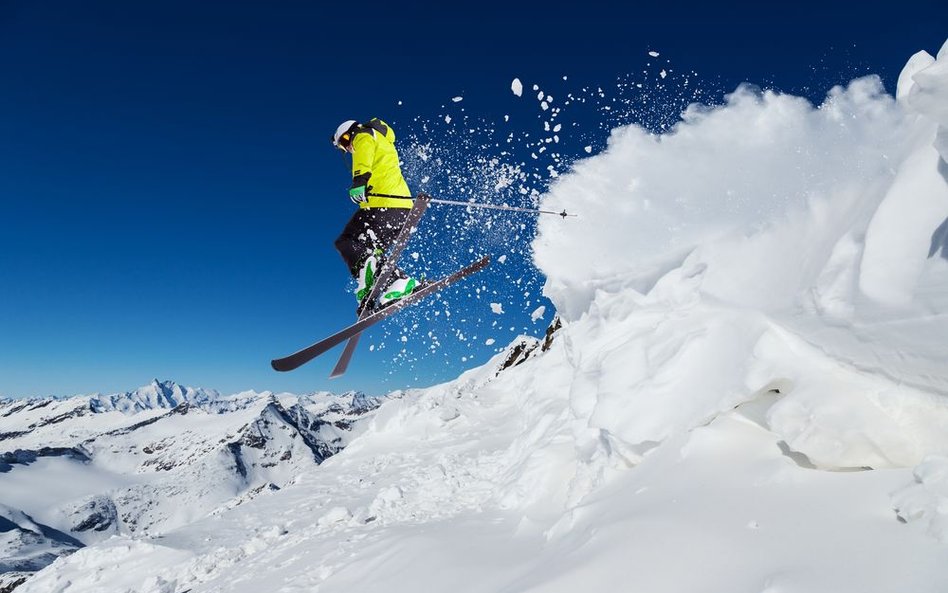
[{"x1": 332, "y1": 131, "x2": 353, "y2": 152}]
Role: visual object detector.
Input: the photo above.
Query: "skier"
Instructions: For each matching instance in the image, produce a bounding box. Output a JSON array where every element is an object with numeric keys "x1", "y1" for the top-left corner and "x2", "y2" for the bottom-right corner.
[{"x1": 331, "y1": 118, "x2": 419, "y2": 309}]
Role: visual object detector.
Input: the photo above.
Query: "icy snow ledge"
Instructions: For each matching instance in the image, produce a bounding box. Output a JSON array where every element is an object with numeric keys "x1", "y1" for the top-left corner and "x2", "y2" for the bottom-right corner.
[
  {"x1": 548, "y1": 280, "x2": 948, "y2": 470},
  {"x1": 861, "y1": 39, "x2": 948, "y2": 305},
  {"x1": 755, "y1": 327, "x2": 948, "y2": 469},
  {"x1": 905, "y1": 40, "x2": 948, "y2": 128},
  {"x1": 902, "y1": 40, "x2": 948, "y2": 263}
]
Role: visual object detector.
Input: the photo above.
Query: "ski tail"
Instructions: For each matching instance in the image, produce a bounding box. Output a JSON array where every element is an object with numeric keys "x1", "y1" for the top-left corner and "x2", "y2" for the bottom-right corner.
[{"x1": 329, "y1": 334, "x2": 360, "y2": 378}]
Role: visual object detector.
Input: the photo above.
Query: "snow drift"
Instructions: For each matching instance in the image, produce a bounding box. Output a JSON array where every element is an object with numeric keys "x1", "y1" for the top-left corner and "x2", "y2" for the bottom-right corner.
[
  {"x1": 13, "y1": 41, "x2": 948, "y2": 593},
  {"x1": 534, "y1": 42, "x2": 948, "y2": 472}
]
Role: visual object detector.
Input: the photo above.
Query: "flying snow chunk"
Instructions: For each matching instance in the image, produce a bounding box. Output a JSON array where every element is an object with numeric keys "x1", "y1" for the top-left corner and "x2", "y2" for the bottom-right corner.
[
  {"x1": 648, "y1": 51, "x2": 660, "y2": 57},
  {"x1": 490, "y1": 303, "x2": 504, "y2": 314},
  {"x1": 445, "y1": 115, "x2": 452, "y2": 124},
  {"x1": 660, "y1": 70, "x2": 667, "y2": 79},
  {"x1": 531, "y1": 305, "x2": 546, "y2": 322},
  {"x1": 485, "y1": 338, "x2": 496, "y2": 346},
  {"x1": 498, "y1": 254, "x2": 508, "y2": 264},
  {"x1": 452, "y1": 96, "x2": 463, "y2": 102},
  {"x1": 584, "y1": 146, "x2": 593, "y2": 153},
  {"x1": 511, "y1": 78, "x2": 523, "y2": 97}
]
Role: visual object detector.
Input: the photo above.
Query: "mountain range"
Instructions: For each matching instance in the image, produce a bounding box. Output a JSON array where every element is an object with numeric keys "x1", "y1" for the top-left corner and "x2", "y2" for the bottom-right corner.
[{"x1": 0, "y1": 379, "x2": 389, "y2": 588}]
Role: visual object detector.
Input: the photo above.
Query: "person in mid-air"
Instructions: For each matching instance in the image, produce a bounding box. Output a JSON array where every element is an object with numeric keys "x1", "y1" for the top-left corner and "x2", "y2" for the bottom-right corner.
[{"x1": 331, "y1": 118, "x2": 419, "y2": 311}]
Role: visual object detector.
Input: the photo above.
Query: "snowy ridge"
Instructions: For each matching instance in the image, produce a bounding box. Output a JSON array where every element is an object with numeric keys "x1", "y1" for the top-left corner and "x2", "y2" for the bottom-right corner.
[
  {"x1": 88, "y1": 379, "x2": 221, "y2": 414},
  {"x1": 11, "y1": 42, "x2": 948, "y2": 593},
  {"x1": 0, "y1": 382, "x2": 389, "y2": 583}
]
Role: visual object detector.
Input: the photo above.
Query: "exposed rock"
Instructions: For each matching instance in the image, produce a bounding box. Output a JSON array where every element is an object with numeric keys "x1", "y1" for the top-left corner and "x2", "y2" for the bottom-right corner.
[
  {"x1": 497, "y1": 316, "x2": 562, "y2": 375},
  {"x1": 0, "y1": 572, "x2": 31, "y2": 593},
  {"x1": 0, "y1": 448, "x2": 90, "y2": 473},
  {"x1": 67, "y1": 496, "x2": 119, "y2": 534}
]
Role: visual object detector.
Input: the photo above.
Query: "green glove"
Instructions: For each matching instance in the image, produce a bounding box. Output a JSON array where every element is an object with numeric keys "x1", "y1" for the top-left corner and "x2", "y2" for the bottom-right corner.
[{"x1": 349, "y1": 185, "x2": 366, "y2": 204}]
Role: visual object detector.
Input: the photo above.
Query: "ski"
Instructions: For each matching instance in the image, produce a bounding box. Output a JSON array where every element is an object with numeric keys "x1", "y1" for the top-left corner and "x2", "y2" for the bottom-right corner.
[
  {"x1": 329, "y1": 193, "x2": 431, "y2": 377},
  {"x1": 271, "y1": 255, "x2": 490, "y2": 373}
]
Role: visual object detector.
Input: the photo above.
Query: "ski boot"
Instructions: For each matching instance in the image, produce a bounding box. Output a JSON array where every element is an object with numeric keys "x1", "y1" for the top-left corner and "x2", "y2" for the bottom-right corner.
[
  {"x1": 354, "y1": 253, "x2": 381, "y2": 309},
  {"x1": 354, "y1": 253, "x2": 421, "y2": 313},
  {"x1": 378, "y1": 276, "x2": 420, "y2": 307}
]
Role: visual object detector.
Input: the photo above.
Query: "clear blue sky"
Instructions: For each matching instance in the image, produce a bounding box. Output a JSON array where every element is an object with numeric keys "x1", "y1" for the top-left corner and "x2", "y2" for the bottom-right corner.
[{"x1": 1, "y1": 0, "x2": 945, "y2": 398}]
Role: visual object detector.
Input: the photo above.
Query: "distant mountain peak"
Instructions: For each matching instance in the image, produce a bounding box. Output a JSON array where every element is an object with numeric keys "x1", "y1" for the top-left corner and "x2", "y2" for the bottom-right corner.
[{"x1": 89, "y1": 380, "x2": 221, "y2": 414}]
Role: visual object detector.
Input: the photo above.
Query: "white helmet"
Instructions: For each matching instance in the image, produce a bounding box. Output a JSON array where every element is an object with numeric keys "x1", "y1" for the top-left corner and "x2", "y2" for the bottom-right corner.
[{"x1": 332, "y1": 120, "x2": 358, "y2": 150}]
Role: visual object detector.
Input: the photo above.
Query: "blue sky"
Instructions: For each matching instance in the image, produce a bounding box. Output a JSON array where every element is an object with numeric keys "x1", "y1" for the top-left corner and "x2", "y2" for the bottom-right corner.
[{"x1": 1, "y1": 0, "x2": 945, "y2": 398}]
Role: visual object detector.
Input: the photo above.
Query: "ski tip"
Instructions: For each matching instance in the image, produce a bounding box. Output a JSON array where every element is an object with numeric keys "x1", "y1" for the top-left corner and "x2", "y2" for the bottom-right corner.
[{"x1": 271, "y1": 359, "x2": 291, "y2": 372}]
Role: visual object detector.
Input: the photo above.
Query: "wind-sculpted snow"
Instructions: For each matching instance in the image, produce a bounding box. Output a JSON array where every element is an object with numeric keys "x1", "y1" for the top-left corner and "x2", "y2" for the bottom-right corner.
[
  {"x1": 535, "y1": 76, "x2": 913, "y2": 318},
  {"x1": 530, "y1": 41, "x2": 948, "y2": 474},
  {"x1": 13, "y1": 42, "x2": 948, "y2": 593}
]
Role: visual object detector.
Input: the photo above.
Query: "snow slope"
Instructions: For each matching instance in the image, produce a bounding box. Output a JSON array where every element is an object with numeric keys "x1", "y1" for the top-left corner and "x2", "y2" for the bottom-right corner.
[
  {"x1": 15, "y1": 41, "x2": 948, "y2": 592},
  {"x1": 0, "y1": 381, "x2": 387, "y2": 581}
]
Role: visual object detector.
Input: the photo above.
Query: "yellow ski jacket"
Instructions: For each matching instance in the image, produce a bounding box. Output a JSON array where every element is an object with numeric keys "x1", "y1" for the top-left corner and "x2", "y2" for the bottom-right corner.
[{"x1": 351, "y1": 119, "x2": 413, "y2": 209}]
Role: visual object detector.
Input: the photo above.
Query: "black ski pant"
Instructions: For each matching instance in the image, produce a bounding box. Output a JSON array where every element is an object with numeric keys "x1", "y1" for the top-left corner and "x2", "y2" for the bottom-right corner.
[{"x1": 334, "y1": 207, "x2": 411, "y2": 278}]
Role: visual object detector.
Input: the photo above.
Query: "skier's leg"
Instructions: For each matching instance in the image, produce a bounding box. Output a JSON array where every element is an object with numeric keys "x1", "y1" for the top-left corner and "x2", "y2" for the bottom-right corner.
[
  {"x1": 335, "y1": 210, "x2": 385, "y2": 304},
  {"x1": 334, "y1": 209, "x2": 379, "y2": 278},
  {"x1": 335, "y1": 208, "x2": 412, "y2": 273},
  {"x1": 335, "y1": 208, "x2": 413, "y2": 305},
  {"x1": 370, "y1": 208, "x2": 411, "y2": 250},
  {"x1": 367, "y1": 208, "x2": 419, "y2": 305},
  {"x1": 367, "y1": 208, "x2": 410, "y2": 273}
]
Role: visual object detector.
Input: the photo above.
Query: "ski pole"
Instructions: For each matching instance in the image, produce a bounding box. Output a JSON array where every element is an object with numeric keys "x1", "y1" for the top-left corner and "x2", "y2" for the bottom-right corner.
[{"x1": 368, "y1": 192, "x2": 576, "y2": 219}]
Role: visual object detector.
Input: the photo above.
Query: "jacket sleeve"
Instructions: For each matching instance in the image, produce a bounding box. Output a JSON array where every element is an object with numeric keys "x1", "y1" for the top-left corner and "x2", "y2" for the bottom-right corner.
[{"x1": 350, "y1": 132, "x2": 376, "y2": 188}]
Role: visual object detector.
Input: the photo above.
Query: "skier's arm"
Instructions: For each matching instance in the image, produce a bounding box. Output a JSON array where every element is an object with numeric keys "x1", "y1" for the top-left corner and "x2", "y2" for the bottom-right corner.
[{"x1": 350, "y1": 133, "x2": 376, "y2": 195}]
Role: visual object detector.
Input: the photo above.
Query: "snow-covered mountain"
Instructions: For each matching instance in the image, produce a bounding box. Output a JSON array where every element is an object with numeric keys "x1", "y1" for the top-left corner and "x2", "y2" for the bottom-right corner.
[
  {"x1": 0, "y1": 381, "x2": 388, "y2": 585},
  {"x1": 87, "y1": 379, "x2": 220, "y2": 414},
  {"x1": 6, "y1": 41, "x2": 948, "y2": 593}
]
